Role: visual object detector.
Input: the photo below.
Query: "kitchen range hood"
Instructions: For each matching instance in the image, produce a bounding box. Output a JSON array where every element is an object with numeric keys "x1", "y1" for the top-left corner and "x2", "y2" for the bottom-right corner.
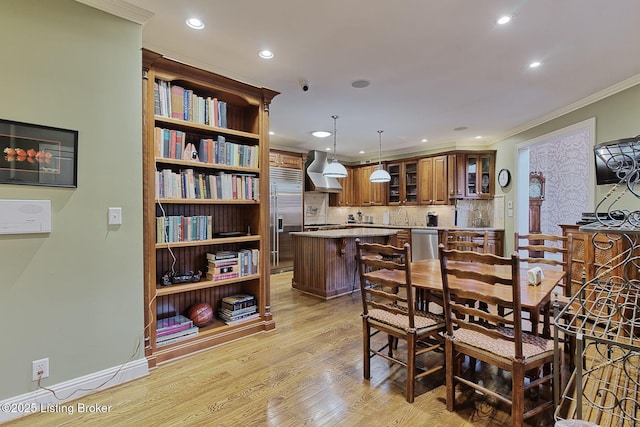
[{"x1": 305, "y1": 150, "x2": 342, "y2": 193}]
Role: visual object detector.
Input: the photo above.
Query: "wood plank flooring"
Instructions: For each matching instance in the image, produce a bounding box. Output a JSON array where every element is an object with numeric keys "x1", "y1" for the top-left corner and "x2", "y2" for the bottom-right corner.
[{"x1": 5, "y1": 272, "x2": 558, "y2": 426}]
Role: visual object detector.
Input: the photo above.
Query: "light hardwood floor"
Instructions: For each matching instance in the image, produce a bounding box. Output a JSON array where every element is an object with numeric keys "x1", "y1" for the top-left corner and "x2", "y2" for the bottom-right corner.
[{"x1": 5, "y1": 272, "x2": 557, "y2": 426}]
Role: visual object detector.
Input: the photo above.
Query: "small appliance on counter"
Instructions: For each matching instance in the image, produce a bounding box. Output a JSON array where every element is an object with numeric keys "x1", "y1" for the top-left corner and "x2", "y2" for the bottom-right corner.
[
  {"x1": 382, "y1": 210, "x2": 390, "y2": 225},
  {"x1": 427, "y1": 211, "x2": 438, "y2": 227},
  {"x1": 347, "y1": 214, "x2": 356, "y2": 224}
]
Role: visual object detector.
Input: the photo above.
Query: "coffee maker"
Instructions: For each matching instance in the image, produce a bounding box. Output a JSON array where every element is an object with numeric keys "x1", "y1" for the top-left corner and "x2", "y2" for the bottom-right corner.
[{"x1": 427, "y1": 211, "x2": 438, "y2": 227}]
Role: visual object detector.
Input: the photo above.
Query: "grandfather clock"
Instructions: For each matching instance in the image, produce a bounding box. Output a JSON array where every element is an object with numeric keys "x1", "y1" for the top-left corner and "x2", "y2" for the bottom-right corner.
[{"x1": 529, "y1": 171, "x2": 545, "y2": 256}]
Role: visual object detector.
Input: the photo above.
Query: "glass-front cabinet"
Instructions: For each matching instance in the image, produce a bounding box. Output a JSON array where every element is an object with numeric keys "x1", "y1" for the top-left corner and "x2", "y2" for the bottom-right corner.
[
  {"x1": 386, "y1": 160, "x2": 418, "y2": 205},
  {"x1": 465, "y1": 152, "x2": 494, "y2": 198}
]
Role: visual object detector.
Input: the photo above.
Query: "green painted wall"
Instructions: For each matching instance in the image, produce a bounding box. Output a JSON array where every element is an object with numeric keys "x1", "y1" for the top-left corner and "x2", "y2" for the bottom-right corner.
[
  {"x1": 0, "y1": 0, "x2": 144, "y2": 399},
  {"x1": 491, "y1": 82, "x2": 640, "y2": 254}
]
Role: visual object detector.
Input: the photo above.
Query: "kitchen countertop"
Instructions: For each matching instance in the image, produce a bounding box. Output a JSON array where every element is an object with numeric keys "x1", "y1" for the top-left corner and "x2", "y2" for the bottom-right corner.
[
  {"x1": 291, "y1": 227, "x2": 399, "y2": 239},
  {"x1": 311, "y1": 223, "x2": 504, "y2": 231}
]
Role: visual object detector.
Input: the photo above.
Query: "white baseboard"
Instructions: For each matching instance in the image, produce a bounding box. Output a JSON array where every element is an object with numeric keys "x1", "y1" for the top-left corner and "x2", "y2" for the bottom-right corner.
[{"x1": 0, "y1": 358, "x2": 148, "y2": 423}]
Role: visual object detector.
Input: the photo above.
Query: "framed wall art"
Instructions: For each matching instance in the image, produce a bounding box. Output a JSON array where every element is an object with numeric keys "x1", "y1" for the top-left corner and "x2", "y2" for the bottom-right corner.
[{"x1": 0, "y1": 118, "x2": 78, "y2": 188}]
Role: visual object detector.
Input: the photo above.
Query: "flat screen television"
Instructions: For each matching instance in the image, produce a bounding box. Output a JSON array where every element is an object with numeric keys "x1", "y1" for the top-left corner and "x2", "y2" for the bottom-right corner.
[{"x1": 594, "y1": 137, "x2": 639, "y2": 185}]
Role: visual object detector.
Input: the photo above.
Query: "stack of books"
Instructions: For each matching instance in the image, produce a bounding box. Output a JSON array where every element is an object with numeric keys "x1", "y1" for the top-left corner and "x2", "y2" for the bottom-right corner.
[
  {"x1": 206, "y1": 251, "x2": 240, "y2": 281},
  {"x1": 156, "y1": 314, "x2": 198, "y2": 345},
  {"x1": 218, "y1": 294, "x2": 259, "y2": 325}
]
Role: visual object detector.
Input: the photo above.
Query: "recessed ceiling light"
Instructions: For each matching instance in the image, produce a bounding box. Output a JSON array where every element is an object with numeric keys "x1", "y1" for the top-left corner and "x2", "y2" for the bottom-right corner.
[
  {"x1": 186, "y1": 18, "x2": 205, "y2": 30},
  {"x1": 258, "y1": 50, "x2": 274, "y2": 59},
  {"x1": 325, "y1": 147, "x2": 332, "y2": 151},
  {"x1": 496, "y1": 15, "x2": 513, "y2": 25},
  {"x1": 352, "y1": 79, "x2": 370, "y2": 89},
  {"x1": 311, "y1": 130, "x2": 332, "y2": 138},
  {"x1": 359, "y1": 150, "x2": 365, "y2": 154},
  {"x1": 269, "y1": 131, "x2": 275, "y2": 135},
  {"x1": 421, "y1": 138, "x2": 428, "y2": 143},
  {"x1": 475, "y1": 136, "x2": 483, "y2": 139},
  {"x1": 529, "y1": 61, "x2": 542, "y2": 68}
]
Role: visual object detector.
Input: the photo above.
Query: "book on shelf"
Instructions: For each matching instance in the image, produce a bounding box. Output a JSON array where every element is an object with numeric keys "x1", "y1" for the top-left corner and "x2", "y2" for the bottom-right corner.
[
  {"x1": 207, "y1": 259, "x2": 238, "y2": 269},
  {"x1": 210, "y1": 265, "x2": 238, "y2": 275},
  {"x1": 218, "y1": 304, "x2": 257, "y2": 317},
  {"x1": 156, "y1": 314, "x2": 193, "y2": 334},
  {"x1": 219, "y1": 312, "x2": 260, "y2": 326},
  {"x1": 154, "y1": 79, "x2": 227, "y2": 127},
  {"x1": 208, "y1": 250, "x2": 238, "y2": 260},
  {"x1": 156, "y1": 326, "x2": 199, "y2": 345},
  {"x1": 170, "y1": 84, "x2": 185, "y2": 120},
  {"x1": 206, "y1": 271, "x2": 239, "y2": 281},
  {"x1": 220, "y1": 294, "x2": 255, "y2": 311}
]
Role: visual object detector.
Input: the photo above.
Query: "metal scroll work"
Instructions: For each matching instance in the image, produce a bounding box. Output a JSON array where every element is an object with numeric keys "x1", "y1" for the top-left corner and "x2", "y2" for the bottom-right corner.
[{"x1": 554, "y1": 136, "x2": 640, "y2": 426}]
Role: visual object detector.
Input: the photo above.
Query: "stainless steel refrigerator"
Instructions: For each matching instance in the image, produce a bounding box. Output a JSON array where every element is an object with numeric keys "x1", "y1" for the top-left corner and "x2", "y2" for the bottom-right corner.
[{"x1": 270, "y1": 167, "x2": 303, "y2": 273}]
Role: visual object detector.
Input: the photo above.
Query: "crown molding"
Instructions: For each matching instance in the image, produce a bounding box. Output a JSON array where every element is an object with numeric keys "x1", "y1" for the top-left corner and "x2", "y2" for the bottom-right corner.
[
  {"x1": 497, "y1": 73, "x2": 640, "y2": 143},
  {"x1": 75, "y1": 0, "x2": 153, "y2": 24}
]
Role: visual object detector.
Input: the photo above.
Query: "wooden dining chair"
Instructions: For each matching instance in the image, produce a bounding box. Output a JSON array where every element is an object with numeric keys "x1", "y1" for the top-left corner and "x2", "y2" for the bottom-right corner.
[
  {"x1": 355, "y1": 239, "x2": 445, "y2": 403},
  {"x1": 438, "y1": 245, "x2": 556, "y2": 427},
  {"x1": 443, "y1": 229, "x2": 489, "y2": 253},
  {"x1": 443, "y1": 229, "x2": 491, "y2": 314},
  {"x1": 515, "y1": 232, "x2": 576, "y2": 363}
]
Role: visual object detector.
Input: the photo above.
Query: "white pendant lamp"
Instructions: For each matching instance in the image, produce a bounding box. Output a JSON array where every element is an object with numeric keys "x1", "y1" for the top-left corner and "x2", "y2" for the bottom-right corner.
[
  {"x1": 369, "y1": 130, "x2": 391, "y2": 183},
  {"x1": 323, "y1": 115, "x2": 348, "y2": 178}
]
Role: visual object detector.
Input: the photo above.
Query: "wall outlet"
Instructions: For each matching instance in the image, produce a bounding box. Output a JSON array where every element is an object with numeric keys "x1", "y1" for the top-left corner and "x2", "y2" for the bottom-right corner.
[{"x1": 32, "y1": 358, "x2": 49, "y2": 381}]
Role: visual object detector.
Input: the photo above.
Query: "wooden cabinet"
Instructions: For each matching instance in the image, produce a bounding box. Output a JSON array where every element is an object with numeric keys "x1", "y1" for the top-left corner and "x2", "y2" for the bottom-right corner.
[
  {"x1": 447, "y1": 153, "x2": 466, "y2": 200},
  {"x1": 329, "y1": 166, "x2": 355, "y2": 207},
  {"x1": 387, "y1": 160, "x2": 418, "y2": 205},
  {"x1": 269, "y1": 150, "x2": 303, "y2": 169},
  {"x1": 560, "y1": 224, "x2": 628, "y2": 297},
  {"x1": 464, "y1": 152, "x2": 495, "y2": 198},
  {"x1": 417, "y1": 155, "x2": 448, "y2": 205},
  {"x1": 355, "y1": 165, "x2": 386, "y2": 206},
  {"x1": 142, "y1": 49, "x2": 278, "y2": 367}
]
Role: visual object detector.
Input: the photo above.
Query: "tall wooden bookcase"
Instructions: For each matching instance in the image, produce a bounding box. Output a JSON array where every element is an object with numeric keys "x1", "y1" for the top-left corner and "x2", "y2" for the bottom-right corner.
[{"x1": 142, "y1": 49, "x2": 279, "y2": 367}]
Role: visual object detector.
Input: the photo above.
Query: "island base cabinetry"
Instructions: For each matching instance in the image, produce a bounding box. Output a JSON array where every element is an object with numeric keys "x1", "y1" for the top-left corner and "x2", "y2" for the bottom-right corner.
[{"x1": 291, "y1": 233, "x2": 394, "y2": 299}]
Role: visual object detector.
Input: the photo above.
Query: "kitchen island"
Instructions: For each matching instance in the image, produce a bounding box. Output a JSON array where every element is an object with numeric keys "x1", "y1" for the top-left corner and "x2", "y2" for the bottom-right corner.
[{"x1": 290, "y1": 227, "x2": 399, "y2": 299}]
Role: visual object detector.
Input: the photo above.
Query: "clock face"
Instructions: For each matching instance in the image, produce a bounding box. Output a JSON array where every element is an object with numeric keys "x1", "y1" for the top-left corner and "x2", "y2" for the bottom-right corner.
[
  {"x1": 498, "y1": 169, "x2": 511, "y2": 187},
  {"x1": 529, "y1": 180, "x2": 542, "y2": 198}
]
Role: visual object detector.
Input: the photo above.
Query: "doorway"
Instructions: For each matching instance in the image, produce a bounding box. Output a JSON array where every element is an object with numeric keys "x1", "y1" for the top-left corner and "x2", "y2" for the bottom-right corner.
[{"x1": 515, "y1": 118, "x2": 595, "y2": 237}]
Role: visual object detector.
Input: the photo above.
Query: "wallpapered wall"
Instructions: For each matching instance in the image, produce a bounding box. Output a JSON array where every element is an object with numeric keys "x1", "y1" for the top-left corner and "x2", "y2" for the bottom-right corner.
[{"x1": 529, "y1": 128, "x2": 591, "y2": 236}]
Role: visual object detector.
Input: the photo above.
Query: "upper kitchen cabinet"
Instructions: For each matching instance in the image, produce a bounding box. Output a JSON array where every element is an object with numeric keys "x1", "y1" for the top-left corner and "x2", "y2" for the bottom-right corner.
[
  {"x1": 269, "y1": 150, "x2": 303, "y2": 169},
  {"x1": 387, "y1": 160, "x2": 418, "y2": 205},
  {"x1": 355, "y1": 165, "x2": 386, "y2": 206},
  {"x1": 463, "y1": 151, "x2": 495, "y2": 199},
  {"x1": 447, "y1": 153, "x2": 466, "y2": 200},
  {"x1": 329, "y1": 165, "x2": 355, "y2": 207},
  {"x1": 417, "y1": 155, "x2": 448, "y2": 205}
]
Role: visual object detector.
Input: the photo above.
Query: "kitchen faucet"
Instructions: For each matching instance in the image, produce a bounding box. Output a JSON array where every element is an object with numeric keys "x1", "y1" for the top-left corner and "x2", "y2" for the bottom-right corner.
[{"x1": 396, "y1": 206, "x2": 409, "y2": 225}]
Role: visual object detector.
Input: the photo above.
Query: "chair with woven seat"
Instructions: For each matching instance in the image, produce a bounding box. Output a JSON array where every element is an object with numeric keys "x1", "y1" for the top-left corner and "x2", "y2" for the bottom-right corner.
[
  {"x1": 355, "y1": 238, "x2": 445, "y2": 403},
  {"x1": 438, "y1": 245, "x2": 556, "y2": 427},
  {"x1": 515, "y1": 232, "x2": 575, "y2": 364}
]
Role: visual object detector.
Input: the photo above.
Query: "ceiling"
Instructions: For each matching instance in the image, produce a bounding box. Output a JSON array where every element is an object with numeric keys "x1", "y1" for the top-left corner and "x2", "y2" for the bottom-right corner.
[{"x1": 83, "y1": 0, "x2": 640, "y2": 162}]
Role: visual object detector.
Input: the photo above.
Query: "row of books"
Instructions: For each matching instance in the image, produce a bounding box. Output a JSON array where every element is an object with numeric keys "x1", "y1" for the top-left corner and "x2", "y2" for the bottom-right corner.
[
  {"x1": 154, "y1": 79, "x2": 227, "y2": 128},
  {"x1": 153, "y1": 128, "x2": 259, "y2": 169},
  {"x1": 156, "y1": 314, "x2": 198, "y2": 345},
  {"x1": 205, "y1": 250, "x2": 260, "y2": 281},
  {"x1": 218, "y1": 294, "x2": 258, "y2": 325},
  {"x1": 156, "y1": 215, "x2": 213, "y2": 243},
  {"x1": 155, "y1": 168, "x2": 260, "y2": 201}
]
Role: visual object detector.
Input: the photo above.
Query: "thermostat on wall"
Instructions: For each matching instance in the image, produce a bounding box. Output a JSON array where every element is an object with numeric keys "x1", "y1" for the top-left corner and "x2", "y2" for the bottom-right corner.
[{"x1": 0, "y1": 199, "x2": 51, "y2": 234}]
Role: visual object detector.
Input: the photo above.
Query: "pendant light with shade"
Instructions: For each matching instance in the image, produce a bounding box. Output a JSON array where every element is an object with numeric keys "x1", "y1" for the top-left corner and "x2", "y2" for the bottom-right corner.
[
  {"x1": 369, "y1": 130, "x2": 391, "y2": 182},
  {"x1": 322, "y1": 115, "x2": 348, "y2": 178}
]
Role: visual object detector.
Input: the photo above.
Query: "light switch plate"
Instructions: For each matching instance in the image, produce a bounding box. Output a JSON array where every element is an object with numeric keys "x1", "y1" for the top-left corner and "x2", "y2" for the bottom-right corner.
[{"x1": 108, "y1": 207, "x2": 122, "y2": 225}]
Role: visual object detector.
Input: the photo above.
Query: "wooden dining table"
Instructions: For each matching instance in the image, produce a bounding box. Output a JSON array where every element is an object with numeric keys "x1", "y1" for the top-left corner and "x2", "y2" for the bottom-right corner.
[{"x1": 409, "y1": 259, "x2": 565, "y2": 337}]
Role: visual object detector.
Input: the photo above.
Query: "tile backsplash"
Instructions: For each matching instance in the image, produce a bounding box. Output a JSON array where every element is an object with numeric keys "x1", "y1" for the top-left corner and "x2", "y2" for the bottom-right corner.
[{"x1": 304, "y1": 192, "x2": 501, "y2": 229}]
